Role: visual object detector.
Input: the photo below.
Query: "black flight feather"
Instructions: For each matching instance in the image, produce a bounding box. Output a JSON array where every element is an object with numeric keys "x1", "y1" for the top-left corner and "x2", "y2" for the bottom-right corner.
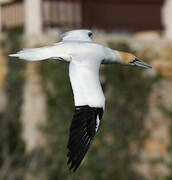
[{"x1": 67, "y1": 105, "x2": 103, "y2": 172}]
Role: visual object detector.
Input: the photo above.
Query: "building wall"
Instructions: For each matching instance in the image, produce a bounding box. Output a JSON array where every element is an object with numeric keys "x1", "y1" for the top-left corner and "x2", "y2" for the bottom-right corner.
[{"x1": 82, "y1": 0, "x2": 164, "y2": 31}]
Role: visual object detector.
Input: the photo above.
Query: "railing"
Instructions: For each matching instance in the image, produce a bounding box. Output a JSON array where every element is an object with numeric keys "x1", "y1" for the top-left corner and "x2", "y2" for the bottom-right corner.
[
  {"x1": 43, "y1": 0, "x2": 163, "y2": 31},
  {"x1": 0, "y1": 0, "x2": 163, "y2": 31},
  {"x1": 2, "y1": 2, "x2": 24, "y2": 29},
  {"x1": 1, "y1": 1, "x2": 82, "y2": 30},
  {"x1": 43, "y1": 0, "x2": 82, "y2": 28}
]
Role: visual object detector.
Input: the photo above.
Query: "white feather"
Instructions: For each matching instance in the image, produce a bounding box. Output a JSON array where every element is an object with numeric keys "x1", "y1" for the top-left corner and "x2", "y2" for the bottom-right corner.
[
  {"x1": 69, "y1": 42, "x2": 106, "y2": 108},
  {"x1": 96, "y1": 115, "x2": 100, "y2": 131},
  {"x1": 9, "y1": 42, "x2": 72, "y2": 62},
  {"x1": 59, "y1": 29, "x2": 93, "y2": 42}
]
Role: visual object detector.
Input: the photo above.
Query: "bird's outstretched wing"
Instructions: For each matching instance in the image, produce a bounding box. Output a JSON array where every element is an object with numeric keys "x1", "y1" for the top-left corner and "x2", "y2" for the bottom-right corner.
[
  {"x1": 67, "y1": 105, "x2": 103, "y2": 172},
  {"x1": 8, "y1": 29, "x2": 93, "y2": 61},
  {"x1": 9, "y1": 43, "x2": 72, "y2": 62}
]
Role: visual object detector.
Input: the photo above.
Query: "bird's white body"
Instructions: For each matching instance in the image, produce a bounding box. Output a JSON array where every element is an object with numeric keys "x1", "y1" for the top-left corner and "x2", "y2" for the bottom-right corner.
[
  {"x1": 69, "y1": 56, "x2": 104, "y2": 108},
  {"x1": 68, "y1": 41, "x2": 106, "y2": 108}
]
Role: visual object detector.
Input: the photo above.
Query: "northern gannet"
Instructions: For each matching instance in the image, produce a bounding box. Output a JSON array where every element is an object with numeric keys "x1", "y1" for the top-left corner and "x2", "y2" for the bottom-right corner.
[{"x1": 9, "y1": 29, "x2": 152, "y2": 172}]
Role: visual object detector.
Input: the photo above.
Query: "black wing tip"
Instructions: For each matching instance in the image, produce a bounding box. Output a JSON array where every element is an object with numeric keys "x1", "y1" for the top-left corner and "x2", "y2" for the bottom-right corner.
[
  {"x1": 67, "y1": 139, "x2": 92, "y2": 172},
  {"x1": 66, "y1": 105, "x2": 104, "y2": 172},
  {"x1": 67, "y1": 151, "x2": 82, "y2": 172}
]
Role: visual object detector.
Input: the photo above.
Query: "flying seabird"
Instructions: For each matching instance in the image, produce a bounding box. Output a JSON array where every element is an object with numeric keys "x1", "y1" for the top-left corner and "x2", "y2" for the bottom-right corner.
[{"x1": 9, "y1": 29, "x2": 152, "y2": 172}]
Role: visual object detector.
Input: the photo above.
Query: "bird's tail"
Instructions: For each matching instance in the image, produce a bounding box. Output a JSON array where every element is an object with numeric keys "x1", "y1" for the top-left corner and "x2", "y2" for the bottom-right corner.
[{"x1": 9, "y1": 48, "x2": 51, "y2": 61}]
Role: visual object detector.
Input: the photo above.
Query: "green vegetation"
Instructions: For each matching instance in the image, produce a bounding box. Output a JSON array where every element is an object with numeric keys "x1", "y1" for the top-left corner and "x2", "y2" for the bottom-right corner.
[
  {"x1": 0, "y1": 28, "x2": 27, "y2": 179},
  {"x1": 39, "y1": 61, "x2": 74, "y2": 179}
]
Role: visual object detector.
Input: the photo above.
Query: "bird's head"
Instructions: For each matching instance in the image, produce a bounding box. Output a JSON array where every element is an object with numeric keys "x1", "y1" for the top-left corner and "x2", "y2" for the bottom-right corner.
[{"x1": 117, "y1": 51, "x2": 152, "y2": 69}]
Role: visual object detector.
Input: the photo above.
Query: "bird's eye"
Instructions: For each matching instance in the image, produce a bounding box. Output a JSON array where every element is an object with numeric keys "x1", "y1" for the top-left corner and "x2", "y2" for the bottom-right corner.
[{"x1": 88, "y1": 32, "x2": 93, "y2": 37}]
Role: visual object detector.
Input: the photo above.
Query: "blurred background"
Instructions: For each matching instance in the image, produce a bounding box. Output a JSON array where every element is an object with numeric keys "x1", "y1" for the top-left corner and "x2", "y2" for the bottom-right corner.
[{"x1": 0, "y1": 0, "x2": 172, "y2": 179}]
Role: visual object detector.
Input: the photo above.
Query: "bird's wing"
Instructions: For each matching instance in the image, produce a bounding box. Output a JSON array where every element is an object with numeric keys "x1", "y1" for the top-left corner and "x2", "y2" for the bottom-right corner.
[
  {"x1": 9, "y1": 42, "x2": 72, "y2": 62},
  {"x1": 59, "y1": 29, "x2": 93, "y2": 42},
  {"x1": 9, "y1": 29, "x2": 93, "y2": 61},
  {"x1": 67, "y1": 105, "x2": 103, "y2": 172},
  {"x1": 67, "y1": 60, "x2": 105, "y2": 171}
]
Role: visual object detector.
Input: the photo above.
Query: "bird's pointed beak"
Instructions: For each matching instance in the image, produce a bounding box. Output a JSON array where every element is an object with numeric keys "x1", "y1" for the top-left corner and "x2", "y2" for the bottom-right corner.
[{"x1": 131, "y1": 58, "x2": 152, "y2": 69}]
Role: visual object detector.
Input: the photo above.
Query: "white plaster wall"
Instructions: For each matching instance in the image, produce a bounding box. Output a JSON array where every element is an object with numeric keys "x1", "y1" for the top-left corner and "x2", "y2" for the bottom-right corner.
[
  {"x1": 162, "y1": 0, "x2": 172, "y2": 40},
  {"x1": 24, "y1": 0, "x2": 43, "y2": 36}
]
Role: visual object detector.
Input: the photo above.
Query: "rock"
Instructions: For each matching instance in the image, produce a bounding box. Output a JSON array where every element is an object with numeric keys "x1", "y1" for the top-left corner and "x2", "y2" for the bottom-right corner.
[
  {"x1": 0, "y1": 50, "x2": 7, "y2": 112},
  {"x1": 133, "y1": 31, "x2": 161, "y2": 41},
  {"x1": 151, "y1": 58, "x2": 172, "y2": 78},
  {"x1": 134, "y1": 80, "x2": 172, "y2": 179}
]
